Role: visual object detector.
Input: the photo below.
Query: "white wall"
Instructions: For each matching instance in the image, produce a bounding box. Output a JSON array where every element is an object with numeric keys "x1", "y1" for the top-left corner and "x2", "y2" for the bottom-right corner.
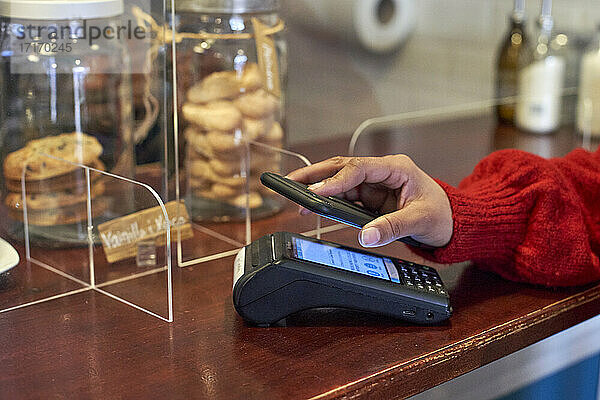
[{"x1": 282, "y1": 0, "x2": 600, "y2": 144}]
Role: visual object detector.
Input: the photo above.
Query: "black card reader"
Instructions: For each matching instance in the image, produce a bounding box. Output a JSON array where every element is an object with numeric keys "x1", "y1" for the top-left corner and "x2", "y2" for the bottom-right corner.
[{"x1": 233, "y1": 232, "x2": 452, "y2": 326}]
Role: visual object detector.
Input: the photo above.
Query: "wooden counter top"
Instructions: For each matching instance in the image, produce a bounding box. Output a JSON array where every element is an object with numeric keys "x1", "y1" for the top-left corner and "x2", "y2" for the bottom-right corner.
[{"x1": 0, "y1": 115, "x2": 598, "y2": 399}]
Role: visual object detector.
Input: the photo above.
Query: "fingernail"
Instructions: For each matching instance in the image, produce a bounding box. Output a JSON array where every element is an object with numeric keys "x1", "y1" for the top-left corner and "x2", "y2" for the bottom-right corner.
[
  {"x1": 308, "y1": 181, "x2": 324, "y2": 191},
  {"x1": 360, "y1": 227, "x2": 381, "y2": 246}
]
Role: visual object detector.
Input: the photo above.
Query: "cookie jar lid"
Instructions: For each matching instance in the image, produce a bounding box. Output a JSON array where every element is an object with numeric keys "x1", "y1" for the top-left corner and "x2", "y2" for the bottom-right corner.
[
  {"x1": 175, "y1": 0, "x2": 279, "y2": 14},
  {"x1": 0, "y1": 0, "x2": 124, "y2": 19}
]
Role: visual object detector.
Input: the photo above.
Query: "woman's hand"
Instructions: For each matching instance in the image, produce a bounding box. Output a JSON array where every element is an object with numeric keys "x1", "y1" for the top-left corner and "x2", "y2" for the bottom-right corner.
[{"x1": 286, "y1": 155, "x2": 453, "y2": 248}]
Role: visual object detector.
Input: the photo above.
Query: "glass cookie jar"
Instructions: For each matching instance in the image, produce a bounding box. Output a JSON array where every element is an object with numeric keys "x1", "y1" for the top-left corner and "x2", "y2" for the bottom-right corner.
[
  {"x1": 0, "y1": 0, "x2": 135, "y2": 245},
  {"x1": 172, "y1": 0, "x2": 287, "y2": 221}
]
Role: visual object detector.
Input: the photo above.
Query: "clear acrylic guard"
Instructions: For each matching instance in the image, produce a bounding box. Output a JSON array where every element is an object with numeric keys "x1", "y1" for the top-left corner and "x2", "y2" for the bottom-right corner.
[
  {"x1": 348, "y1": 91, "x2": 597, "y2": 186},
  {"x1": 0, "y1": 153, "x2": 173, "y2": 322},
  {"x1": 175, "y1": 140, "x2": 346, "y2": 268}
]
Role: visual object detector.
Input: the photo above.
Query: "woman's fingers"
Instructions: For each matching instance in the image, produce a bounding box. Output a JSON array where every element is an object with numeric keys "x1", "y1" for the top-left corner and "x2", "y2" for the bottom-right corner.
[
  {"x1": 287, "y1": 155, "x2": 415, "y2": 215},
  {"x1": 309, "y1": 155, "x2": 412, "y2": 197},
  {"x1": 286, "y1": 156, "x2": 350, "y2": 184},
  {"x1": 286, "y1": 154, "x2": 453, "y2": 249},
  {"x1": 359, "y1": 183, "x2": 395, "y2": 212}
]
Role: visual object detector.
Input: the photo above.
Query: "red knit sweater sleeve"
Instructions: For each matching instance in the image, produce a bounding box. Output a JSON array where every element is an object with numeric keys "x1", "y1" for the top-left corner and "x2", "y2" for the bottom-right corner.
[{"x1": 416, "y1": 148, "x2": 600, "y2": 287}]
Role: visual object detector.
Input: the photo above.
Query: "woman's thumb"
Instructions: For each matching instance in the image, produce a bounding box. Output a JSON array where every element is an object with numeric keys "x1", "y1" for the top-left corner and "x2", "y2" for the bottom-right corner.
[{"x1": 358, "y1": 209, "x2": 415, "y2": 247}]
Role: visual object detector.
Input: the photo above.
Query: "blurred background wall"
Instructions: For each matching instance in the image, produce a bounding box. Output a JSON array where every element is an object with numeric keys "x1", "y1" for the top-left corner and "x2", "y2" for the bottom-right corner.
[{"x1": 282, "y1": 0, "x2": 600, "y2": 144}]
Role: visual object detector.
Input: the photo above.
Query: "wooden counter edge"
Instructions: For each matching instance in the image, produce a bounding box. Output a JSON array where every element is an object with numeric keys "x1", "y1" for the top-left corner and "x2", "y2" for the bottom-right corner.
[{"x1": 310, "y1": 284, "x2": 600, "y2": 400}]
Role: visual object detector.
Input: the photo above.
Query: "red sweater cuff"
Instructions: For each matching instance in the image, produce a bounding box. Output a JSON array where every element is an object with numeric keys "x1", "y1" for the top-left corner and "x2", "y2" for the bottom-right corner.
[
  {"x1": 410, "y1": 148, "x2": 600, "y2": 287},
  {"x1": 418, "y1": 180, "x2": 530, "y2": 266}
]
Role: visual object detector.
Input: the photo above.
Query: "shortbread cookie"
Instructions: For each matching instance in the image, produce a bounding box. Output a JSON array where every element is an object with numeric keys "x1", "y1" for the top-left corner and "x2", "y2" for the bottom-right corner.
[
  {"x1": 233, "y1": 89, "x2": 280, "y2": 118},
  {"x1": 208, "y1": 158, "x2": 244, "y2": 177},
  {"x1": 202, "y1": 166, "x2": 246, "y2": 187},
  {"x1": 210, "y1": 179, "x2": 261, "y2": 198},
  {"x1": 230, "y1": 191, "x2": 263, "y2": 209},
  {"x1": 4, "y1": 181, "x2": 106, "y2": 211},
  {"x1": 202, "y1": 122, "x2": 274, "y2": 157},
  {"x1": 187, "y1": 70, "x2": 242, "y2": 104},
  {"x1": 205, "y1": 131, "x2": 247, "y2": 153},
  {"x1": 192, "y1": 132, "x2": 248, "y2": 161},
  {"x1": 252, "y1": 160, "x2": 282, "y2": 176},
  {"x1": 249, "y1": 153, "x2": 281, "y2": 174},
  {"x1": 186, "y1": 148, "x2": 212, "y2": 164},
  {"x1": 192, "y1": 188, "x2": 220, "y2": 200},
  {"x1": 187, "y1": 153, "x2": 246, "y2": 187},
  {"x1": 8, "y1": 197, "x2": 109, "y2": 226},
  {"x1": 251, "y1": 122, "x2": 284, "y2": 155},
  {"x1": 238, "y1": 63, "x2": 263, "y2": 93},
  {"x1": 210, "y1": 182, "x2": 240, "y2": 198},
  {"x1": 184, "y1": 129, "x2": 220, "y2": 160},
  {"x1": 261, "y1": 121, "x2": 284, "y2": 144},
  {"x1": 188, "y1": 159, "x2": 209, "y2": 178},
  {"x1": 182, "y1": 101, "x2": 242, "y2": 131},
  {"x1": 3, "y1": 132, "x2": 103, "y2": 181},
  {"x1": 194, "y1": 188, "x2": 263, "y2": 209},
  {"x1": 243, "y1": 117, "x2": 274, "y2": 140},
  {"x1": 186, "y1": 63, "x2": 263, "y2": 104},
  {"x1": 183, "y1": 125, "x2": 203, "y2": 141},
  {"x1": 4, "y1": 159, "x2": 106, "y2": 193},
  {"x1": 183, "y1": 127, "x2": 212, "y2": 157},
  {"x1": 208, "y1": 153, "x2": 271, "y2": 176},
  {"x1": 188, "y1": 177, "x2": 211, "y2": 191},
  {"x1": 186, "y1": 131, "x2": 242, "y2": 161}
]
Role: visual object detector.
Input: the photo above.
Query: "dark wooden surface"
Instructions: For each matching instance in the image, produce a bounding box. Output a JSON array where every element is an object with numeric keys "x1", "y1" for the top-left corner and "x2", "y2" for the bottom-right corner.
[{"x1": 1, "y1": 114, "x2": 599, "y2": 400}]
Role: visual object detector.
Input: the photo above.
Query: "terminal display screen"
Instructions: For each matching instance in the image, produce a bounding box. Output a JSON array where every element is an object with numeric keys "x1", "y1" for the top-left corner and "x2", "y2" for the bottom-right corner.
[{"x1": 292, "y1": 237, "x2": 399, "y2": 283}]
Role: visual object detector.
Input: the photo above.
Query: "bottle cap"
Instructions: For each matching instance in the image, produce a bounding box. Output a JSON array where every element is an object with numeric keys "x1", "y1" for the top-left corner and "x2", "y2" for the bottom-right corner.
[
  {"x1": 0, "y1": 0, "x2": 123, "y2": 19},
  {"x1": 541, "y1": 0, "x2": 552, "y2": 18},
  {"x1": 538, "y1": 0, "x2": 554, "y2": 34},
  {"x1": 511, "y1": 0, "x2": 526, "y2": 22},
  {"x1": 175, "y1": 0, "x2": 279, "y2": 14}
]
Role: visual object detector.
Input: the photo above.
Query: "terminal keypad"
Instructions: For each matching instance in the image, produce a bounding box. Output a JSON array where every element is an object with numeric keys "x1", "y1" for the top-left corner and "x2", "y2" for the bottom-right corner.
[{"x1": 398, "y1": 262, "x2": 448, "y2": 296}]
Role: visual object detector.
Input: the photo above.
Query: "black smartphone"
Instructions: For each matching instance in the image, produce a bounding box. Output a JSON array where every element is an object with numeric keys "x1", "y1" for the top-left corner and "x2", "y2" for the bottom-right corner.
[{"x1": 260, "y1": 172, "x2": 432, "y2": 249}]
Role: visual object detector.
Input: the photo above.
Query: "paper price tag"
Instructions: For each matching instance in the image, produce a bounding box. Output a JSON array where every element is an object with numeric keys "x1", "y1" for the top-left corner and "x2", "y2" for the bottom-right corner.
[
  {"x1": 252, "y1": 17, "x2": 282, "y2": 98},
  {"x1": 98, "y1": 200, "x2": 193, "y2": 263}
]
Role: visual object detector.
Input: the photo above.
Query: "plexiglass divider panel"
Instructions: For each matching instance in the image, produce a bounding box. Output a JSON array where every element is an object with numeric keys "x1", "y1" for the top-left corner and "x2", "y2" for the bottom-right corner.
[
  {"x1": 88, "y1": 166, "x2": 173, "y2": 322},
  {"x1": 348, "y1": 91, "x2": 593, "y2": 186},
  {"x1": 175, "y1": 139, "x2": 339, "y2": 269},
  {"x1": 0, "y1": 154, "x2": 174, "y2": 322},
  {"x1": 348, "y1": 100, "x2": 497, "y2": 186},
  {"x1": 0, "y1": 0, "x2": 172, "y2": 321}
]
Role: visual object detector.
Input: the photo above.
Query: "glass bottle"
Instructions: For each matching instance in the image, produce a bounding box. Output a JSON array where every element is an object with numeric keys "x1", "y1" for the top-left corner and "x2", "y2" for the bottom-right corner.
[
  {"x1": 171, "y1": 0, "x2": 288, "y2": 222},
  {"x1": 515, "y1": 0, "x2": 565, "y2": 134},
  {"x1": 576, "y1": 24, "x2": 600, "y2": 138},
  {"x1": 495, "y1": 0, "x2": 530, "y2": 124},
  {"x1": 0, "y1": 0, "x2": 135, "y2": 245}
]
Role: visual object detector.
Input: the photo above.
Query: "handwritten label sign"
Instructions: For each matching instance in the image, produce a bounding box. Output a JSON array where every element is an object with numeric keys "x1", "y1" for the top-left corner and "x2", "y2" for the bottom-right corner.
[
  {"x1": 98, "y1": 200, "x2": 193, "y2": 263},
  {"x1": 252, "y1": 17, "x2": 281, "y2": 98}
]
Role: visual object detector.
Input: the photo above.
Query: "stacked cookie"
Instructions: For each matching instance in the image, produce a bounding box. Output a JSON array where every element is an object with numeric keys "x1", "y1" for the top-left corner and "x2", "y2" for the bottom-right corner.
[
  {"x1": 2, "y1": 132, "x2": 108, "y2": 226},
  {"x1": 182, "y1": 63, "x2": 284, "y2": 211}
]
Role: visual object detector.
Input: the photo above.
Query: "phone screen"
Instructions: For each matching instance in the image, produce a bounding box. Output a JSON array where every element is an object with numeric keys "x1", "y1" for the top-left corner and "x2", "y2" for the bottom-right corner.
[{"x1": 292, "y1": 237, "x2": 400, "y2": 283}]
